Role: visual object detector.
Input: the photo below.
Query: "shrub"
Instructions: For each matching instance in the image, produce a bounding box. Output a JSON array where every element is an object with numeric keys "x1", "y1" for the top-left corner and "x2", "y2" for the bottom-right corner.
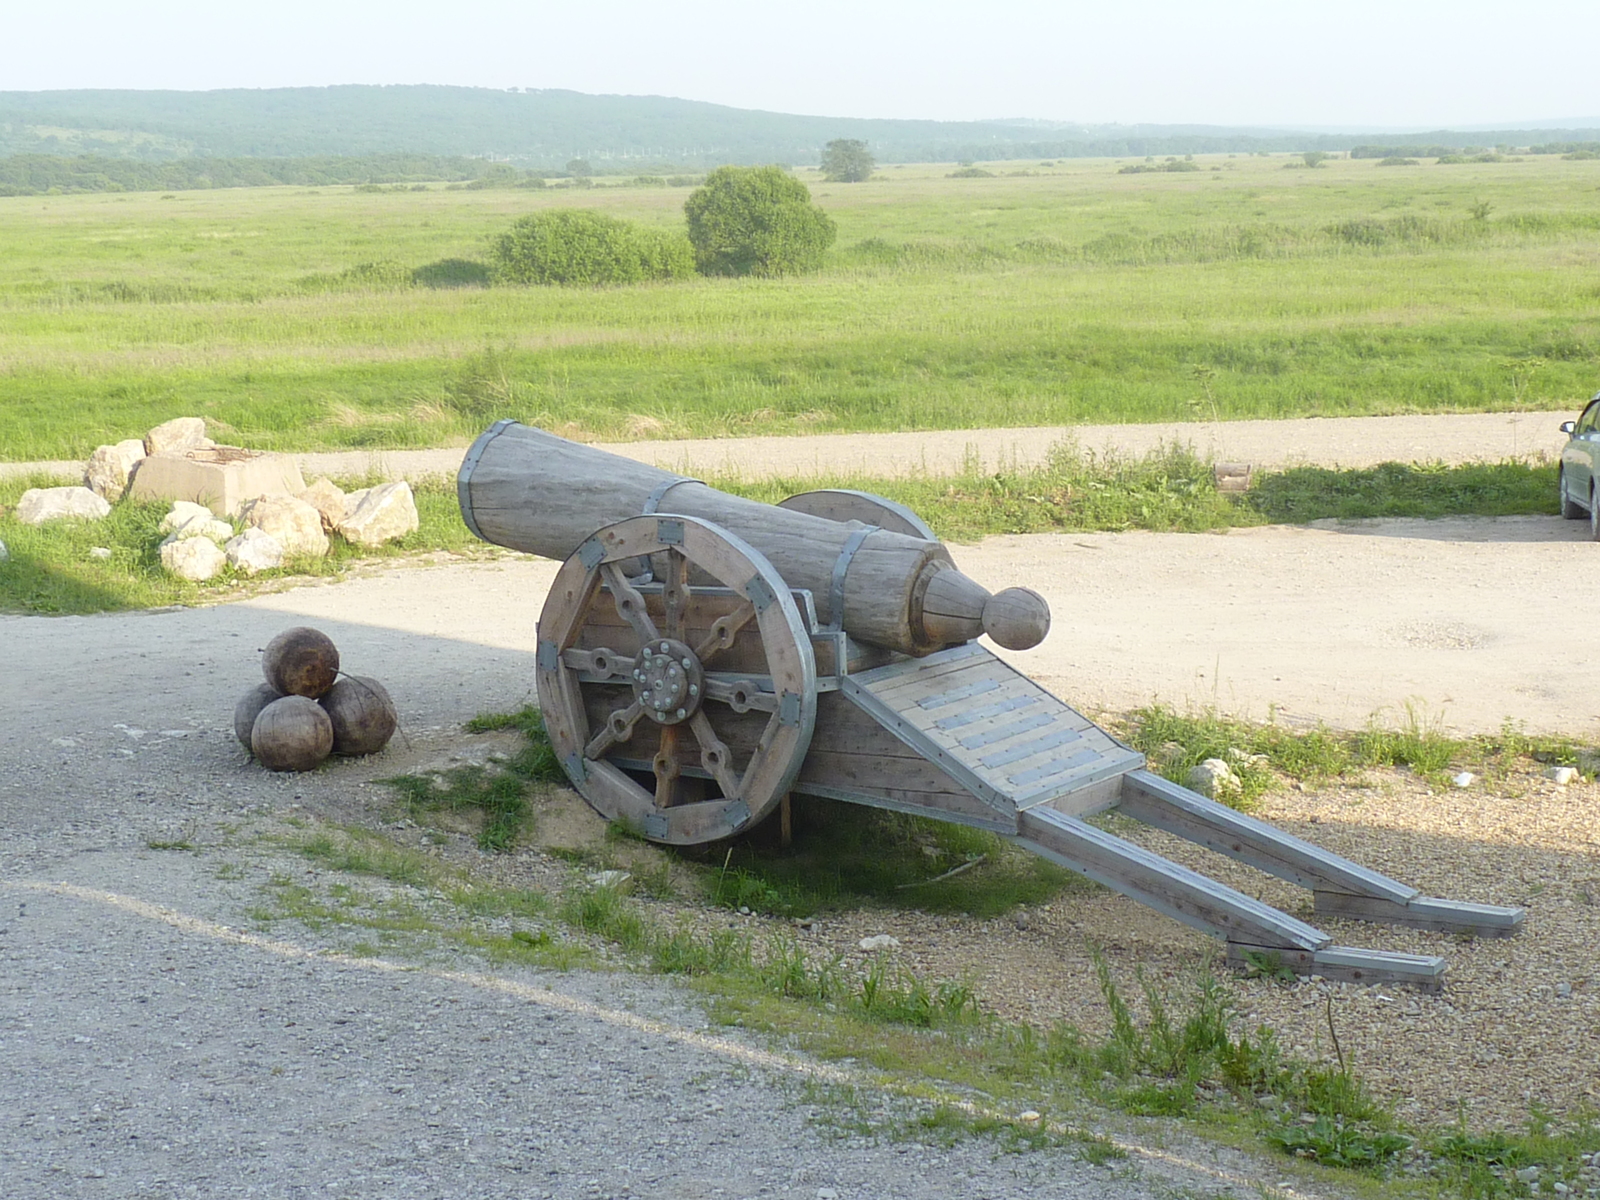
[
  {"x1": 820, "y1": 138, "x2": 874, "y2": 182},
  {"x1": 683, "y1": 165, "x2": 836, "y2": 277},
  {"x1": 490, "y1": 210, "x2": 694, "y2": 286},
  {"x1": 947, "y1": 166, "x2": 995, "y2": 178},
  {"x1": 1376, "y1": 156, "x2": 1420, "y2": 167}
]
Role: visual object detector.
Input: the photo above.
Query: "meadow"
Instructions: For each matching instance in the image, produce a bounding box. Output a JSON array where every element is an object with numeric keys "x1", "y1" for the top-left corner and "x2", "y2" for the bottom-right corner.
[{"x1": 1, "y1": 153, "x2": 1598, "y2": 460}]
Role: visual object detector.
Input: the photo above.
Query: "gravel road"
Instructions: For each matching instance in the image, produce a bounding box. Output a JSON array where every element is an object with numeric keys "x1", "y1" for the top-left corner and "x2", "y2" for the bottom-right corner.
[
  {"x1": 1, "y1": 408, "x2": 1575, "y2": 483},
  {"x1": 3, "y1": 410, "x2": 1595, "y2": 1196},
  {"x1": 0, "y1": 579, "x2": 1276, "y2": 1200}
]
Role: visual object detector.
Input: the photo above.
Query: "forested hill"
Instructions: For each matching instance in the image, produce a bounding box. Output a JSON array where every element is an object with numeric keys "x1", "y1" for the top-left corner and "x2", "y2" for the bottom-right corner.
[{"x1": 5, "y1": 85, "x2": 1597, "y2": 169}]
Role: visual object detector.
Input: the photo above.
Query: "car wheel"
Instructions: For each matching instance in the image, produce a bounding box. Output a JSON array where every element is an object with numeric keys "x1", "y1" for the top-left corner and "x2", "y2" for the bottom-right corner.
[
  {"x1": 1590, "y1": 486, "x2": 1600, "y2": 541},
  {"x1": 1561, "y1": 468, "x2": 1586, "y2": 519}
]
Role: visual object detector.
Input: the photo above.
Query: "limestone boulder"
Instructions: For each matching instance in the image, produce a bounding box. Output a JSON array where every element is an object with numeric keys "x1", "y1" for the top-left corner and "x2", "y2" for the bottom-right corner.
[
  {"x1": 341, "y1": 488, "x2": 370, "y2": 520},
  {"x1": 84, "y1": 439, "x2": 148, "y2": 502},
  {"x1": 160, "y1": 535, "x2": 226, "y2": 581},
  {"x1": 1187, "y1": 758, "x2": 1242, "y2": 800},
  {"x1": 144, "y1": 417, "x2": 209, "y2": 457},
  {"x1": 239, "y1": 494, "x2": 328, "y2": 557},
  {"x1": 16, "y1": 487, "x2": 112, "y2": 525},
  {"x1": 338, "y1": 481, "x2": 419, "y2": 547},
  {"x1": 225, "y1": 528, "x2": 285, "y2": 575},
  {"x1": 161, "y1": 513, "x2": 235, "y2": 546},
  {"x1": 297, "y1": 478, "x2": 347, "y2": 534},
  {"x1": 158, "y1": 501, "x2": 216, "y2": 535}
]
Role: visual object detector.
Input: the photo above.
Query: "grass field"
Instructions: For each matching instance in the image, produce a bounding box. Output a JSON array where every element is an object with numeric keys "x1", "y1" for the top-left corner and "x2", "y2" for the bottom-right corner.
[{"x1": 2, "y1": 154, "x2": 1598, "y2": 460}]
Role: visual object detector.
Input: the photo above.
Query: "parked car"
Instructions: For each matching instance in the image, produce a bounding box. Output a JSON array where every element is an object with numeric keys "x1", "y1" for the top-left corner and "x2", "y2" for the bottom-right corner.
[{"x1": 1559, "y1": 393, "x2": 1600, "y2": 538}]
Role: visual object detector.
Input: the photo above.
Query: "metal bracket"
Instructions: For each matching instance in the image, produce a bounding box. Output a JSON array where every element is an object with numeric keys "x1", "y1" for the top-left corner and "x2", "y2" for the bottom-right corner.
[
  {"x1": 826, "y1": 525, "x2": 876, "y2": 630},
  {"x1": 643, "y1": 812, "x2": 669, "y2": 840},
  {"x1": 778, "y1": 692, "x2": 802, "y2": 726},
  {"x1": 562, "y1": 752, "x2": 589, "y2": 783},
  {"x1": 455, "y1": 418, "x2": 516, "y2": 543},
  {"x1": 579, "y1": 538, "x2": 606, "y2": 570},
  {"x1": 536, "y1": 639, "x2": 560, "y2": 671},
  {"x1": 745, "y1": 574, "x2": 776, "y2": 613},
  {"x1": 657, "y1": 518, "x2": 685, "y2": 546},
  {"x1": 642, "y1": 476, "x2": 702, "y2": 515}
]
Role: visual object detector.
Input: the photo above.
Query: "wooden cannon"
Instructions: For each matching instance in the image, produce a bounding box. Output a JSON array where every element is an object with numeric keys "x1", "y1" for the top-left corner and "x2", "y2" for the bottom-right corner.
[{"x1": 459, "y1": 421, "x2": 1523, "y2": 989}]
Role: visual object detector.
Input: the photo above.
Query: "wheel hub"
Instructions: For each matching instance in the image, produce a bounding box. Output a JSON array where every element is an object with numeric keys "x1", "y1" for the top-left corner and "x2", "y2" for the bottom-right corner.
[{"x1": 632, "y1": 638, "x2": 703, "y2": 725}]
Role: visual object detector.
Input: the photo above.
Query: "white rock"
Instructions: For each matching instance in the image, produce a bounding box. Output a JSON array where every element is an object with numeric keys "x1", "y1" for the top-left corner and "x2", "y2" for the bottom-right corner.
[
  {"x1": 587, "y1": 870, "x2": 632, "y2": 889},
  {"x1": 158, "y1": 501, "x2": 215, "y2": 534},
  {"x1": 1452, "y1": 771, "x2": 1476, "y2": 789},
  {"x1": 160, "y1": 513, "x2": 234, "y2": 546},
  {"x1": 16, "y1": 486, "x2": 112, "y2": 525},
  {"x1": 159, "y1": 536, "x2": 225, "y2": 581},
  {"x1": 1188, "y1": 757, "x2": 1242, "y2": 799},
  {"x1": 225, "y1": 528, "x2": 285, "y2": 575},
  {"x1": 338, "y1": 480, "x2": 419, "y2": 547},
  {"x1": 239, "y1": 494, "x2": 329, "y2": 557},
  {"x1": 0, "y1": 539, "x2": 9, "y2": 562},
  {"x1": 144, "y1": 416, "x2": 208, "y2": 456},
  {"x1": 297, "y1": 477, "x2": 347, "y2": 534},
  {"x1": 341, "y1": 487, "x2": 371, "y2": 518},
  {"x1": 1018, "y1": 1110, "x2": 1042, "y2": 1122},
  {"x1": 858, "y1": 934, "x2": 900, "y2": 951},
  {"x1": 84, "y1": 438, "x2": 147, "y2": 502},
  {"x1": 1547, "y1": 765, "x2": 1578, "y2": 786},
  {"x1": 88, "y1": 547, "x2": 112, "y2": 560}
]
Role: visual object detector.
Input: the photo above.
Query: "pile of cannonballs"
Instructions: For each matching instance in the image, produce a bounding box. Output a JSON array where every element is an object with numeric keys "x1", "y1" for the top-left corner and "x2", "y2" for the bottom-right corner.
[{"x1": 235, "y1": 626, "x2": 397, "y2": 771}]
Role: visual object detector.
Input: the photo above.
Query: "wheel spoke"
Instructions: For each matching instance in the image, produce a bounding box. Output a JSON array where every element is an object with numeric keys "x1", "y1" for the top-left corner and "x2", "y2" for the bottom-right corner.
[
  {"x1": 602, "y1": 562, "x2": 662, "y2": 648},
  {"x1": 584, "y1": 698, "x2": 645, "y2": 760},
  {"x1": 654, "y1": 724, "x2": 683, "y2": 808},
  {"x1": 692, "y1": 601, "x2": 757, "y2": 666},
  {"x1": 662, "y1": 549, "x2": 691, "y2": 643},
  {"x1": 701, "y1": 674, "x2": 780, "y2": 714},
  {"x1": 737, "y1": 711, "x2": 786, "y2": 802},
  {"x1": 689, "y1": 711, "x2": 742, "y2": 802}
]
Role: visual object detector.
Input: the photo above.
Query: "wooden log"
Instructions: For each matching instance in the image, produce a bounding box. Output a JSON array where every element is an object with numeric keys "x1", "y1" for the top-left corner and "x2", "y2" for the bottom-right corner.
[{"x1": 458, "y1": 421, "x2": 1049, "y2": 656}]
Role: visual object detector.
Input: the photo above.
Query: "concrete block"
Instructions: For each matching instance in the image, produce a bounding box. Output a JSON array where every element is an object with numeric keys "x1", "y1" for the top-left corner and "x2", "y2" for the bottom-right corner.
[{"x1": 127, "y1": 447, "x2": 307, "y2": 518}]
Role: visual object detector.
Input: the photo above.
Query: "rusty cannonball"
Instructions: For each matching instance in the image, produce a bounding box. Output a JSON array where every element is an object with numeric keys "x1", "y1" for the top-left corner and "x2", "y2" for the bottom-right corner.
[
  {"x1": 234, "y1": 682, "x2": 284, "y2": 750},
  {"x1": 251, "y1": 695, "x2": 334, "y2": 772},
  {"x1": 319, "y1": 675, "x2": 397, "y2": 757},
  {"x1": 263, "y1": 626, "x2": 340, "y2": 698}
]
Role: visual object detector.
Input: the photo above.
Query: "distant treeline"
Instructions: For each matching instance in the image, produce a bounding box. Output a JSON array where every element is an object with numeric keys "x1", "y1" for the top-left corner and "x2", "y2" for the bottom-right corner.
[
  {"x1": 5, "y1": 85, "x2": 1600, "y2": 172},
  {"x1": 1352, "y1": 141, "x2": 1600, "y2": 159},
  {"x1": 0, "y1": 153, "x2": 545, "y2": 196}
]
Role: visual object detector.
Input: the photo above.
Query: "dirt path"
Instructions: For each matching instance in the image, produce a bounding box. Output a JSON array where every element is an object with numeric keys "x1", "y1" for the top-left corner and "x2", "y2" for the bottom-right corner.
[{"x1": 3, "y1": 408, "x2": 1575, "y2": 483}]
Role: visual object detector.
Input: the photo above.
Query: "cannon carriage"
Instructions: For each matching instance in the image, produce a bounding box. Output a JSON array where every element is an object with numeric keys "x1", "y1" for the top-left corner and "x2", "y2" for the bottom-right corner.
[{"x1": 460, "y1": 421, "x2": 1523, "y2": 989}]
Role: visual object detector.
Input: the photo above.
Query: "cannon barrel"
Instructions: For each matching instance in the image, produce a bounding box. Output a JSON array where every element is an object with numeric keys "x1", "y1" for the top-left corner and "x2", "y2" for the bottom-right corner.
[{"x1": 457, "y1": 421, "x2": 1049, "y2": 656}]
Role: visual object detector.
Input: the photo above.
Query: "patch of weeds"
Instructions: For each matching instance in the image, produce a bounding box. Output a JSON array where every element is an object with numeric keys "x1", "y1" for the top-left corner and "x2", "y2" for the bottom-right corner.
[
  {"x1": 1123, "y1": 705, "x2": 1348, "y2": 805},
  {"x1": 557, "y1": 884, "x2": 651, "y2": 955},
  {"x1": 296, "y1": 829, "x2": 451, "y2": 889},
  {"x1": 145, "y1": 836, "x2": 197, "y2": 851},
  {"x1": 1265, "y1": 1117, "x2": 1411, "y2": 1170},
  {"x1": 683, "y1": 797, "x2": 1086, "y2": 919},
  {"x1": 1248, "y1": 460, "x2": 1556, "y2": 523},
  {"x1": 1240, "y1": 949, "x2": 1299, "y2": 984},
  {"x1": 652, "y1": 925, "x2": 753, "y2": 977},
  {"x1": 1356, "y1": 701, "x2": 1461, "y2": 778},
  {"x1": 900, "y1": 1103, "x2": 1098, "y2": 1154},
  {"x1": 856, "y1": 954, "x2": 982, "y2": 1029}
]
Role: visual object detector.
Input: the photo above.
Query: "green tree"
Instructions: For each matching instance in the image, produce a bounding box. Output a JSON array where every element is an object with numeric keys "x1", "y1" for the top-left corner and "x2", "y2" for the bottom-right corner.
[
  {"x1": 820, "y1": 138, "x2": 874, "y2": 182},
  {"x1": 565, "y1": 158, "x2": 593, "y2": 178},
  {"x1": 683, "y1": 166, "x2": 836, "y2": 277},
  {"x1": 490, "y1": 209, "x2": 694, "y2": 286}
]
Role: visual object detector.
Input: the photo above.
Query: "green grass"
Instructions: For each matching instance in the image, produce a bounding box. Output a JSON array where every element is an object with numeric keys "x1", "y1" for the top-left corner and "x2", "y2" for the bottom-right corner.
[
  {"x1": 2, "y1": 155, "x2": 1599, "y2": 460},
  {"x1": 0, "y1": 473, "x2": 482, "y2": 614},
  {"x1": 1122, "y1": 703, "x2": 1587, "y2": 798}
]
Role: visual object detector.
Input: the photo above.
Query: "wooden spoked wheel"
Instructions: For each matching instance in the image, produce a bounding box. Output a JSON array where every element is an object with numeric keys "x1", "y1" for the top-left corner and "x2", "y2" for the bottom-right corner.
[
  {"x1": 536, "y1": 515, "x2": 818, "y2": 845},
  {"x1": 776, "y1": 488, "x2": 937, "y2": 540}
]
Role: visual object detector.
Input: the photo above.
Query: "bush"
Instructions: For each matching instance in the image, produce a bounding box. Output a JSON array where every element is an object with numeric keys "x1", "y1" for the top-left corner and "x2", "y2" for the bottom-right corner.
[
  {"x1": 683, "y1": 166, "x2": 836, "y2": 277},
  {"x1": 490, "y1": 210, "x2": 695, "y2": 286}
]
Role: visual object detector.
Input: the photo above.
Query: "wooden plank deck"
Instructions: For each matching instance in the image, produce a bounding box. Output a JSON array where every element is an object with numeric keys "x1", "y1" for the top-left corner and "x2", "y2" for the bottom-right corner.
[{"x1": 844, "y1": 646, "x2": 1144, "y2": 816}]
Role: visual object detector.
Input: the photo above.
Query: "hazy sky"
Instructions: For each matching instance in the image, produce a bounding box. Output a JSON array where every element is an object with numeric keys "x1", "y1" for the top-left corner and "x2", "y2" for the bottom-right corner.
[{"x1": 6, "y1": 1, "x2": 1598, "y2": 129}]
